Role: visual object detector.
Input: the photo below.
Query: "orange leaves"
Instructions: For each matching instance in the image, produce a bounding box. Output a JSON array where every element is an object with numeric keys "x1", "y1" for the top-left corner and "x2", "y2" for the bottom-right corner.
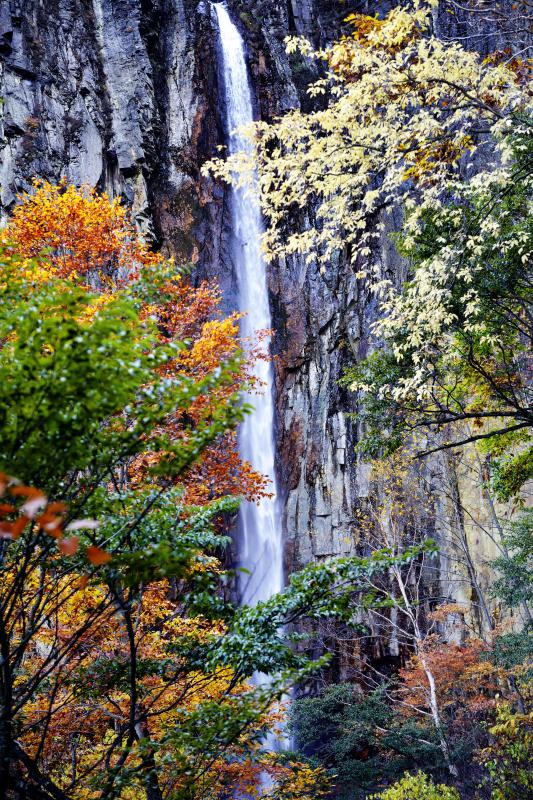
[
  {"x1": 399, "y1": 636, "x2": 498, "y2": 720},
  {"x1": 328, "y1": 10, "x2": 421, "y2": 77},
  {"x1": 4, "y1": 181, "x2": 269, "y2": 510},
  {"x1": 132, "y1": 271, "x2": 268, "y2": 506},
  {"x1": 1, "y1": 178, "x2": 162, "y2": 283},
  {"x1": 58, "y1": 537, "x2": 79, "y2": 556},
  {"x1": 402, "y1": 136, "x2": 474, "y2": 184},
  {"x1": 0, "y1": 471, "x2": 106, "y2": 563},
  {"x1": 182, "y1": 316, "x2": 241, "y2": 374},
  {"x1": 0, "y1": 477, "x2": 45, "y2": 540},
  {"x1": 0, "y1": 515, "x2": 30, "y2": 540},
  {"x1": 182, "y1": 433, "x2": 272, "y2": 505},
  {"x1": 156, "y1": 275, "x2": 223, "y2": 342},
  {"x1": 86, "y1": 546, "x2": 112, "y2": 566}
]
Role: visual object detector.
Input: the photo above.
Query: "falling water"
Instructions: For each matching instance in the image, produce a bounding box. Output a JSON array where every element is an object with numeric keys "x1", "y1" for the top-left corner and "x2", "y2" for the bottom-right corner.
[{"x1": 212, "y1": 2, "x2": 283, "y2": 608}]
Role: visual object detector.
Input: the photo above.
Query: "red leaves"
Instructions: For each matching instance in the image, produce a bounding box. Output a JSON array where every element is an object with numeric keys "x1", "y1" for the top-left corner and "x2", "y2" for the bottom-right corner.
[
  {"x1": 0, "y1": 516, "x2": 30, "y2": 540},
  {"x1": 58, "y1": 537, "x2": 79, "y2": 556},
  {"x1": 0, "y1": 472, "x2": 107, "y2": 565},
  {"x1": 86, "y1": 546, "x2": 112, "y2": 566}
]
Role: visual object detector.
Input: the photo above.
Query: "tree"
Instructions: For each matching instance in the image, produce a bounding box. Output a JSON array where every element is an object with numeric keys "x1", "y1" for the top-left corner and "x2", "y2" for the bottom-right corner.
[
  {"x1": 368, "y1": 772, "x2": 459, "y2": 800},
  {"x1": 0, "y1": 182, "x2": 268, "y2": 505},
  {"x1": 204, "y1": 1, "x2": 527, "y2": 267},
  {"x1": 288, "y1": 444, "x2": 531, "y2": 797},
  {"x1": 344, "y1": 124, "x2": 532, "y2": 460},
  {"x1": 205, "y1": 0, "x2": 532, "y2": 460},
  {"x1": 0, "y1": 243, "x2": 243, "y2": 799},
  {"x1": 289, "y1": 683, "x2": 440, "y2": 799},
  {"x1": 477, "y1": 703, "x2": 533, "y2": 800},
  {"x1": 0, "y1": 242, "x2": 428, "y2": 799},
  {"x1": 491, "y1": 511, "x2": 533, "y2": 617},
  {"x1": 0, "y1": 179, "x2": 161, "y2": 281}
]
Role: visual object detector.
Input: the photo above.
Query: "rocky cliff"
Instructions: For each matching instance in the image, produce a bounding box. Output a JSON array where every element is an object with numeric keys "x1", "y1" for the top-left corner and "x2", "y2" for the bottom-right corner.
[
  {"x1": 1, "y1": 0, "x2": 527, "y2": 657},
  {"x1": 0, "y1": 0, "x2": 362, "y2": 569}
]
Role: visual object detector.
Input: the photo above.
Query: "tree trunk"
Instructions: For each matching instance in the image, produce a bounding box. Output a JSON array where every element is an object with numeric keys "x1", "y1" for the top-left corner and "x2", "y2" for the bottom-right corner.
[
  {"x1": 135, "y1": 715, "x2": 164, "y2": 800},
  {"x1": 0, "y1": 714, "x2": 11, "y2": 800},
  {"x1": 0, "y1": 618, "x2": 13, "y2": 800},
  {"x1": 419, "y1": 651, "x2": 459, "y2": 779}
]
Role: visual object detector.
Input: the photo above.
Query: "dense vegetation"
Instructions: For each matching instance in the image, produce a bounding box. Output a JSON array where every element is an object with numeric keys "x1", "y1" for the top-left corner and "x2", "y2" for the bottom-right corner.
[
  {"x1": 0, "y1": 181, "x2": 431, "y2": 799},
  {"x1": 1, "y1": 1, "x2": 531, "y2": 799},
  {"x1": 207, "y1": 1, "x2": 532, "y2": 798}
]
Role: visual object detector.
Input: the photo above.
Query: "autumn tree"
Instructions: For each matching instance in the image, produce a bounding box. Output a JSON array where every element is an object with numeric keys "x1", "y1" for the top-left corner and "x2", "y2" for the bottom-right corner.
[
  {"x1": 0, "y1": 242, "x2": 243, "y2": 798},
  {"x1": 0, "y1": 179, "x2": 160, "y2": 281},
  {"x1": 205, "y1": 1, "x2": 527, "y2": 266},
  {"x1": 368, "y1": 772, "x2": 459, "y2": 800},
  {"x1": 204, "y1": 4, "x2": 533, "y2": 794},
  {"x1": 0, "y1": 181, "x2": 268, "y2": 506},
  {"x1": 344, "y1": 124, "x2": 532, "y2": 462},
  {"x1": 0, "y1": 219, "x2": 428, "y2": 798}
]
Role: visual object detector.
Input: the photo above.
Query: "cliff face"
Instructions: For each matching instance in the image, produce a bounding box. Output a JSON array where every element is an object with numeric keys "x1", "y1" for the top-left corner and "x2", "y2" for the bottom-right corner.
[
  {"x1": 0, "y1": 0, "x2": 523, "y2": 647},
  {"x1": 0, "y1": 0, "x2": 362, "y2": 570}
]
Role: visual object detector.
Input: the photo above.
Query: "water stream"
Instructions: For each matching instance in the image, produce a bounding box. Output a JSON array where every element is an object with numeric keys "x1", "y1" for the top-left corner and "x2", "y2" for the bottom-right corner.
[{"x1": 212, "y1": 2, "x2": 283, "y2": 609}]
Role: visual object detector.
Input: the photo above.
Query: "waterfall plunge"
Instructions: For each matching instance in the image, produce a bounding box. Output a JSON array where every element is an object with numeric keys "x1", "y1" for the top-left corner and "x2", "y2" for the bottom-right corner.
[{"x1": 212, "y1": 3, "x2": 283, "y2": 607}]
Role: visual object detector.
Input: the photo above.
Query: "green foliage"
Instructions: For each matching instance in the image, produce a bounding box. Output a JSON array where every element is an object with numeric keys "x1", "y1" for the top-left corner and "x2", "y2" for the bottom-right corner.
[
  {"x1": 491, "y1": 511, "x2": 533, "y2": 611},
  {"x1": 0, "y1": 247, "x2": 243, "y2": 494},
  {"x1": 340, "y1": 350, "x2": 406, "y2": 458},
  {"x1": 478, "y1": 704, "x2": 533, "y2": 800},
  {"x1": 0, "y1": 263, "x2": 154, "y2": 487},
  {"x1": 490, "y1": 446, "x2": 533, "y2": 502},
  {"x1": 488, "y1": 628, "x2": 533, "y2": 674},
  {"x1": 216, "y1": 542, "x2": 435, "y2": 678},
  {"x1": 289, "y1": 684, "x2": 443, "y2": 799},
  {"x1": 368, "y1": 772, "x2": 459, "y2": 800},
  {"x1": 347, "y1": 123, "x2": 533, "y2": 468}
]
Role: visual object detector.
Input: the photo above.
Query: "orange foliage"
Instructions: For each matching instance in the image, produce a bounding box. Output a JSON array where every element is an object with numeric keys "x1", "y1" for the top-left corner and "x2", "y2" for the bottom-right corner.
[
  {"x1": 0, "y1": 472, "x2": 100, "y2": 561},
  {"x1": 183, "y1": 433, "x2": 270, "y2": 504},
  {"x1": 1, "y1": 179, "x2": 161, "y2": 281},
  {"x1": 131, "y1": 273, "x2": 272, "y2": 503},
  {"x1": 4, "y1": 181, "x2": 270, "y2": 505},
  {"x1": 399, "y1": 636, "x2": 500, "y2": 721},
  {"x1": 1, "y1": 183, "x2": 306, "y2": 800}
]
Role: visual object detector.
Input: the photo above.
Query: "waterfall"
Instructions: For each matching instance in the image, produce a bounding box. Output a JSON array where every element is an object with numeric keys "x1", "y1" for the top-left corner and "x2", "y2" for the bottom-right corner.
[{"x1": 212, "y1": 3, "x2": 283, "y2": 608}]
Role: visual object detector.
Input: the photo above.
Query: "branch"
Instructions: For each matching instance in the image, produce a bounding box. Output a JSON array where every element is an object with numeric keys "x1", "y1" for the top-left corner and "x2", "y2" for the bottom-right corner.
[{"x1": 416, "y1": 421, "x2": 530, "y2": 457}]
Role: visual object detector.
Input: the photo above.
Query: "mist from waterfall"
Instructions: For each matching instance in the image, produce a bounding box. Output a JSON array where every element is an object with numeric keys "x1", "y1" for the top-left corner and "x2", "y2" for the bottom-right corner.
[{"x1": 212, "y1": 3, "x2": 283, "y2": 608}]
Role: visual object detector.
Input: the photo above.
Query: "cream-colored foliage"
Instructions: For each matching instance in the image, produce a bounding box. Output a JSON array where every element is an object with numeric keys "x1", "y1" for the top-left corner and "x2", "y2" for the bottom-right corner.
[
  {"x1": 204, "y1": 1, "x2": 527, "y2": 269},
  {"x1": 204, "y1": 1, "x2": 531, "y2": 406}
]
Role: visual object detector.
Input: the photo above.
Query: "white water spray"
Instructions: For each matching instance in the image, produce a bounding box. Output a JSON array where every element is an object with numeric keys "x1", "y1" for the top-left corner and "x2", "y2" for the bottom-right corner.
[{"x1": 212, "y1": 3, "x2": 283, "y2": 607}]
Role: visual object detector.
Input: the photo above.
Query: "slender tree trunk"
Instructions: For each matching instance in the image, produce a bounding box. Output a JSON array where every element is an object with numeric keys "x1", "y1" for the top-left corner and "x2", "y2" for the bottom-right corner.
[
  {"x1": 418, "y1": 651, "x2": 459, "y2": 778},
  {"x1": 0, "y1": 616, "x2": 13, "y2": 800},
  {"x1": 135, "y1": 714, "x2": 164, "y2": 800},
  {"x1": 394, "y1": 567, "x2": 459, "y2": 779}
]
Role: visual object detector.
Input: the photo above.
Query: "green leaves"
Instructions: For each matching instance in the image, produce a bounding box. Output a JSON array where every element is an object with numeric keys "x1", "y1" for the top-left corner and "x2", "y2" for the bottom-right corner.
[
  {"x1": 0, "y1": 249, "x2": 245, "y2": 500},
  {"x1": 347, "y1": 121, "x2": 533, "y2": 468},
  {"x1": 0, "y1": 276, "x2": 151, "y2": 487},
  {"x1": 491, "y1": 511, "x2": 533, "y2": 610},
  {"x1": 210, "y1": 543, "x2": 435, "y2": 678}
]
